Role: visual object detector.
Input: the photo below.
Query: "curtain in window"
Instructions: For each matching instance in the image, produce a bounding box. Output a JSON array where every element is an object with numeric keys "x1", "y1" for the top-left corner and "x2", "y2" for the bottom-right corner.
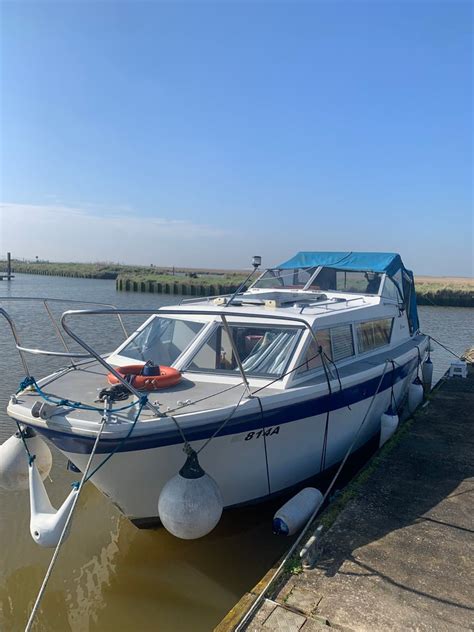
[
  {"x1": 241, "y1": 331, "x2": 297, "y2": 375},
  {"x1": 373, "y1": 319, "x2": 391, "y2": 346},
  {"x1": 357, "y1": 322, "x2": 374, "y2": 352},
  {"x1": 357, "y1": 319, "x2": 392, "y2": 353}
]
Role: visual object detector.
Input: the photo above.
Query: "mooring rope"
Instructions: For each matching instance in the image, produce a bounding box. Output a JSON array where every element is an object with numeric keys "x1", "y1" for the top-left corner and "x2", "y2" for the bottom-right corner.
[
  {"x1": 24, "y1": 398, "x2": 112, "y2": 632},
  {"x1": 322, "y1": 350, "x2": 351, "y2": 410},
  {"x1": 81, "y1": 396, "x2": 148, "y2": 483},
  {"x1": 13, "y1": 420, "x2": 34, "y2": 462},
  {"x1": 254, "y1": 394, "x2": 272, "y2": 495},
  {"x1": 196, "y1": 387, "x2": 249, "y2": 455},
  {"x1": 319, "y1": 352, "x2": 332, "y2": 473},
  {"x1": 235, "y1": 360, "x2": 391, "y2": 632},
  {"x1": 421, "y1": 332, "x2": 470, "y2": 362},
  {"x1": 389, "y1": 359, "x2": 398, "y2": 411}
]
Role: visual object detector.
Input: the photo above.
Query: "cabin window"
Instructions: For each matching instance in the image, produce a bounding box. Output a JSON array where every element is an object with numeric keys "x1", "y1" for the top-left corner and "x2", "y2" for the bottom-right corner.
[
  {"x1": 119, "y1": 317, "x2": 205, "y2": 365},
  {"x1": 186, "y1": 324, "x2": 302, "y2": 377},
  {"x1": 296, "y1": 329, "x2": 332, "y2": 374},
  {"x1": 253, "y1": 267, "x2": 317, "y2": 289},
  {"x1": 330, "y1": 325, "x2": 355, "y2": 361},
  {"x1": 309, "y1": 268, "x2": 382, "y2": 294},
  {"x1": 356, "y1": 319, "x2": 393, "y2": 353}
]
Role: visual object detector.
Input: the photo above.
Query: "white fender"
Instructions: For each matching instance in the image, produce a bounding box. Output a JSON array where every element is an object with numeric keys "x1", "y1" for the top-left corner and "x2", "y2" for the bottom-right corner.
[
  {"x1": 408, "y1": 377, "x2": 424, "y2": 413},
  {"x1": 0, "y1": 431, "x2": 52, "y2": 491},
  {"x1": 379, "y1": 409, "x2": 399, "y2": 447},
  {"x1": 421, "y1": 358, "x2": 434, "y2": 392},
  {"x1": 158, "y1": 451, "x2": 223, "y2": 540},
  {"x1": 273, "y1": 487, "x2": 323, "y2": 536},
  {"x1": 29, "y1": 460, "x2": 77, "y2": 547}
]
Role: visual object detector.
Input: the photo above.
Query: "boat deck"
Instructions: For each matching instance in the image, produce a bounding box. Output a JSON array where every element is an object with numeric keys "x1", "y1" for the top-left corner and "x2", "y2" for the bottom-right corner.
[{"x1": 15, "y1": 362, "x2": 280, "y2": 423}]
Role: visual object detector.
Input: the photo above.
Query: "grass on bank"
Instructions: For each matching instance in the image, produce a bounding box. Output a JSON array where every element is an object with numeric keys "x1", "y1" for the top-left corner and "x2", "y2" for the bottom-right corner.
[
  {"x1": 6, "y1": 260, "x2": 128, "y2": 279},
  {"x1": 415, "y1": 277, "x2": 473, "y2": 306},
  {"x1": 4, "y1": 260, "x2": 248, "y2": 283},
  {"x1": 118, "y1": 272, "x2": 248, "y2": 287}
]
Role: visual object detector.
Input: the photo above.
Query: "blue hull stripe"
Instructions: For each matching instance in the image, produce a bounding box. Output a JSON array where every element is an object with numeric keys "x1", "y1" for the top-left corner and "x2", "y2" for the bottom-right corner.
[{"x1": 34, "y1": 357, "x2": 417, "y2": 454}]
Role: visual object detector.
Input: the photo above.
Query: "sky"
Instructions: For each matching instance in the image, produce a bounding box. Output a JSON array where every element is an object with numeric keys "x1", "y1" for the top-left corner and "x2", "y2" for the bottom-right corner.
[{"x1": 0, "y1": 1, "x2": 472, "y2": 275}]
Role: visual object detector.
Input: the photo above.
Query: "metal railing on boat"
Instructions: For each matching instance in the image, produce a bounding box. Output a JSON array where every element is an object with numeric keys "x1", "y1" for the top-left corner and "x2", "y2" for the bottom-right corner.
[{"x1": 0, "y1": 297, "x2": 129, "y2": 375}]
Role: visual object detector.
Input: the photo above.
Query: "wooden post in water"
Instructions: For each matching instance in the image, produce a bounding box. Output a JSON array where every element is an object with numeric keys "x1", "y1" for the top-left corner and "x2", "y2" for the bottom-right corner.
[{"x1": 0, "y1": 252, "x2": 14, "y2": 280}]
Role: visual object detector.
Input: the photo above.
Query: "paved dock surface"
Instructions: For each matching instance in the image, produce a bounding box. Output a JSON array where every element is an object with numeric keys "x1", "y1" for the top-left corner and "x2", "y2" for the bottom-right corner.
[{"x1": 219, "y1": 367, "x2": 474, "y2": 632}]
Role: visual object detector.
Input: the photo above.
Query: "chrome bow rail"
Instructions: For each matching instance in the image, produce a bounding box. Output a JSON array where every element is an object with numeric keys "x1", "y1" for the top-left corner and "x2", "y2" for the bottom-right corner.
[{"x1": 0, "y1": 297, "x2": 129, "y2": 376}]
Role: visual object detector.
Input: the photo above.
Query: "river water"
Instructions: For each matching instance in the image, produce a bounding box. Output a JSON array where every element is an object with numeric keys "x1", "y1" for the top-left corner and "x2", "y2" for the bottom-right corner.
[{"x1": 0, "y1": 275, "x2": 472, "y2": 632}]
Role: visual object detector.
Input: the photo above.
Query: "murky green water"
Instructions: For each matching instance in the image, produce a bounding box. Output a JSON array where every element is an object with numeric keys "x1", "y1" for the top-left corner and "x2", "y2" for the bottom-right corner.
[{"x1": 0, "y1": 275, "x2": 472, "y2": 631}]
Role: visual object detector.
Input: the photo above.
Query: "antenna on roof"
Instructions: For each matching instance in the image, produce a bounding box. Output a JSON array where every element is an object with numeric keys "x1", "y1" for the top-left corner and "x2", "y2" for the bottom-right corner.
[{"x1": 226, "y1": 256, "x2": 262, "y2": 307}]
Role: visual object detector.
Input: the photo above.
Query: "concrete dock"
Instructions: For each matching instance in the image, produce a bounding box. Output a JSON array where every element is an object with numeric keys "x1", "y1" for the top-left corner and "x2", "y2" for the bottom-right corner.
[{"x1": 216, "y1": 363, "x2": 474, "y2": 632}]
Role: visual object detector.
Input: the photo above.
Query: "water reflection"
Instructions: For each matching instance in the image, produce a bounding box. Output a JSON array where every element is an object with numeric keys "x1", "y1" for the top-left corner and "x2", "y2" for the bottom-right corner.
[{"x1": 0, "y1": 483, "x2": 125, "y2": 632}]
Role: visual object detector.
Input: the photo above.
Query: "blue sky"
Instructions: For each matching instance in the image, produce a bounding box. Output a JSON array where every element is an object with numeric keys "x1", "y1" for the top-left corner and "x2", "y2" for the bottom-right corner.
[{"x1": 0, "y1": 1, "x2": 472, "y2": 275}]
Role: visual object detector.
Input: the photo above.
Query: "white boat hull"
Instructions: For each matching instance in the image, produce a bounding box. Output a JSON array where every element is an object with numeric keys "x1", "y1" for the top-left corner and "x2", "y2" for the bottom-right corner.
[{"x1": 57, "y1": 355, "x2": 417, "y2": 525}]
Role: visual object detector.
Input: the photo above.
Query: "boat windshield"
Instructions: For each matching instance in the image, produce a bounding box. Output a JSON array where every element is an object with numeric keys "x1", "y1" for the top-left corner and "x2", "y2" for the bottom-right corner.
[
  {"x1": 185, "y1": 323, "x2": 302, "y2": 377},
  {"x1": 252, "y1": 267, "x2": 317, "y2": 289},
  {"x1": 118, "y1": 317, "x2": 205, "y2": 365},
  {"x1": 308, "y1": 268, "x2": 382, "y2": 295}
]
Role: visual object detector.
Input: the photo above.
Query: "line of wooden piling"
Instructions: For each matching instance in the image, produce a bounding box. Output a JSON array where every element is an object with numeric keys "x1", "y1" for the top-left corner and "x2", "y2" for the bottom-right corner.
[{"x1": 115, "y1": 277, "x2": 241, "y2": 296}]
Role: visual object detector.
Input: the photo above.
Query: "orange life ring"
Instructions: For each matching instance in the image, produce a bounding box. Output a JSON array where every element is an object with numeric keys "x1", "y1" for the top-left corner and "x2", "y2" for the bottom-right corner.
[{"x1": 107, "y1": 365, "x2": 182, "y2": 390}]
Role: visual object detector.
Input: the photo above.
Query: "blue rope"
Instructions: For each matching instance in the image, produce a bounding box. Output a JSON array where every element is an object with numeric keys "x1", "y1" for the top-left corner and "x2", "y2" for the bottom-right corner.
[
  {"x1": 17, "y1": 376, "x2": 141, "y2": 413},
  {"x1": 16, "y1": 376, "x2": 36, "y2": 393}
]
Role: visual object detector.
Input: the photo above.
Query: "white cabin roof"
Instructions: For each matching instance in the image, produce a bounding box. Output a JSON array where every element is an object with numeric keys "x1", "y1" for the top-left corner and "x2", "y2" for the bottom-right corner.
[{"x1": 157, "y1": 288, "x2": 388, "y2": 329}]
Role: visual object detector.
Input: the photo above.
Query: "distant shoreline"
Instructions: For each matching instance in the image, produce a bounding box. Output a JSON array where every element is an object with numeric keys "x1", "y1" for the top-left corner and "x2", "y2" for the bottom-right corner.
[
  {"x1": 2, "y1": 260, "x2": 473, "y2": 307},
  {"x1": 4, "y1": 260, "x2": 248, "y2": 279}
]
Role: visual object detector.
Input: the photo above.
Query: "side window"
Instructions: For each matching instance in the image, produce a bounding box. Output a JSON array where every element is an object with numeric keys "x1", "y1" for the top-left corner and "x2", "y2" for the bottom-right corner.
[
  {"x1": 382, "y1": 276, "x2": 402, "y2": 302},
  {"x1": 336, "y1": 271, "x2": 381, "y2": 293},
  {"x1": 330, "y1": 325, "x2": 354, "y2": 361},
  {"x1": 356, "y1": 319, "x2": 393, "y2": 353},
  {"x1": 187, "y1": 325, "x2": 301, "y2": 376},
  {"x1": 255, "y1": 267, "x2": 317, "y2": 289},
  {"x1": 188, "y1": 326, "x2": 225, "y2": 371},
  {"x1": 297, "y1": 329, "x2": 331, "y2": 374}
]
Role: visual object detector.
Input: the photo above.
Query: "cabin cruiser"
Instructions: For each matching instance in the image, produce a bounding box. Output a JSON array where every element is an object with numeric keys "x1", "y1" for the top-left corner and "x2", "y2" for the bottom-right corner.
[{"x1": 2, "y1": 252, "x2": 428, "y2": 531}]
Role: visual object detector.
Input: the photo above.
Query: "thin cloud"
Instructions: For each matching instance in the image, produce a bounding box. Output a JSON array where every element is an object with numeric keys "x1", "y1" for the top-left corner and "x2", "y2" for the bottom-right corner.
[{"x1": 0, "y1": 202, "x2": 233, "y2": 267}]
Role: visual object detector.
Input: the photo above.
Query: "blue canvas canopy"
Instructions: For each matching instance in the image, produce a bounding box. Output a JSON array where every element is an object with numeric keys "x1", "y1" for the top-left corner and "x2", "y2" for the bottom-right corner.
[
  {"x1": 276, "y1": 251, "x2": 419, "y2": 333},
  {"x1": 277, "y1": 251, "x2": 404, "y2": 277}
]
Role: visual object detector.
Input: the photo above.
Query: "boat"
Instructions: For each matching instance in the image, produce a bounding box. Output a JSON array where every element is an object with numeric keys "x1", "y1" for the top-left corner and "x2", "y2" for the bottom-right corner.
[{"x1": 1, "y1": 252, "x2": 429, "y2": 534}]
